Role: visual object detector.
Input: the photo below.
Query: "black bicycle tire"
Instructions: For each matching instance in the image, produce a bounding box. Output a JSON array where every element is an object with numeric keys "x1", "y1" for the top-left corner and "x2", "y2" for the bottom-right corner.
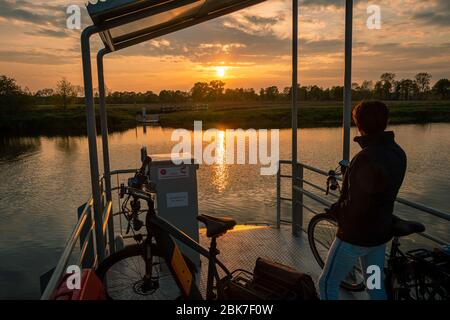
[
  {"x1": 308, "y1": 213, "x2": 365, "y2": 292},
  {"x1": 96, "y1": 243, "x2": 197, "y2": 300}
]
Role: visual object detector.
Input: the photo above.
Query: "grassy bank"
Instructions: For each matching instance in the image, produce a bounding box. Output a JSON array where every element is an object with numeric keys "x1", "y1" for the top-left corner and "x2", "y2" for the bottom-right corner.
[
  {"x1": 1, "y1": 101, "x2": 450, "y2": 136},
  {"x1": 160, "y1": 100, "x2": 450, "y2": 130},
  {"x1": 0, "y1": 104, "x2": 137, "y2": 136}
]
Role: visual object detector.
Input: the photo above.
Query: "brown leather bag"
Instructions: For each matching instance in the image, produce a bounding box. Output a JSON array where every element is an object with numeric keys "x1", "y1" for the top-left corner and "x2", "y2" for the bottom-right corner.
[{"x1": 253, "y1": 258, "x2": 319, "y2": 300}]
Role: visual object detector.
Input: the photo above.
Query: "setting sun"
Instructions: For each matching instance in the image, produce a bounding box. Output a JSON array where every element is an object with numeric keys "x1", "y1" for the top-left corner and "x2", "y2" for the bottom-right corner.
[{"x1": 216, "y1": 66, "x2": 227, "y2": 78}]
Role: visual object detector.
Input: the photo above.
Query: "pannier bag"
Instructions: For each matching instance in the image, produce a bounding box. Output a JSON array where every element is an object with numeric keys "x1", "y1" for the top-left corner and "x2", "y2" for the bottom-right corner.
[
  {"x1": 253, "y1": 258, "x2": 319, "y2": 300},
  {"x1": 219, "y1": 269, "x2": 285, "y2": 300},
  {"x1": 219, "y1": 258, "x2": 319, "y2": 300}
]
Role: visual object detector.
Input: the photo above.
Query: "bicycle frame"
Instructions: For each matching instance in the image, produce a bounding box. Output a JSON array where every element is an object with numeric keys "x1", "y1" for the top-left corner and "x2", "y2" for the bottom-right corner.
[
  {"x1": 147, "y1": 213, "x2": 232, "y2": 300},
  {"x1": 121, "y1": 177, "x2": 233, "y2": 300},
  {"x1": 386, "y1": 236, "x2": 422, "y2": 300},
  {"x1": 388, "y1": 237, "x2": 402, "y2": 260}
]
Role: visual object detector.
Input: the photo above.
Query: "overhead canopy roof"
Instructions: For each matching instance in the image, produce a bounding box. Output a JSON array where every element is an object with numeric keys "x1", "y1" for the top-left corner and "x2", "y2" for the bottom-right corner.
[{"x1": 87, "y1": 0, "x2": 266, "y2": 52}]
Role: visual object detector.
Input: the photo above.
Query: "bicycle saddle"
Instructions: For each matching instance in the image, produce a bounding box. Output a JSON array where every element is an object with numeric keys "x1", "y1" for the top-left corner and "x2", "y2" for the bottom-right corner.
[
  {"x1": 392, "y1": 215, "x2": 425, "y2": 237},
  {"x1": 197, "y1": 214, "x2": 236, "y2": 238}
]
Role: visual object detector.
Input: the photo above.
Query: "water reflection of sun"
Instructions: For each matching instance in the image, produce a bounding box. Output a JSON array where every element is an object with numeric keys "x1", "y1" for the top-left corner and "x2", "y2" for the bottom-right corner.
[{"x1": 211, "y1": 130, "x2": 229, "y2": 193}]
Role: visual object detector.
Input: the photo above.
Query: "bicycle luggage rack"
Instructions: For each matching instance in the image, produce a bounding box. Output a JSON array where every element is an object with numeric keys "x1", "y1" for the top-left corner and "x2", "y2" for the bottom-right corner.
[
  {"x1": 219, "y1": 269, "x2": 295, "y2": 300},
  {"x1": 407, "y1": 249, "x2": 450, "y2": 280}
]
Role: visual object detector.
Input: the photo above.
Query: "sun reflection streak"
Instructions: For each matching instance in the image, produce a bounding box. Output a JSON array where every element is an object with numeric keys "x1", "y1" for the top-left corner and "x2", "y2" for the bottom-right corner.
[{"x1": 211, "y1": 130, "x2": 229, "y2": 192}]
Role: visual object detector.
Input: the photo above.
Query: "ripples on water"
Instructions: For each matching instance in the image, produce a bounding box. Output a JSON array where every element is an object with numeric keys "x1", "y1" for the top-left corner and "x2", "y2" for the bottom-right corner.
[{"x1": 0, "y1": 123, "x2": 449, "y2": 298}]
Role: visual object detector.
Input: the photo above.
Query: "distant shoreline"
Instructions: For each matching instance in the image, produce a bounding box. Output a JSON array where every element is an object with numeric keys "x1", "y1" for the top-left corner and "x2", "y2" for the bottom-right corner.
[{"x1": 1, "y1": 100, "x2": 450, "y2": 137}]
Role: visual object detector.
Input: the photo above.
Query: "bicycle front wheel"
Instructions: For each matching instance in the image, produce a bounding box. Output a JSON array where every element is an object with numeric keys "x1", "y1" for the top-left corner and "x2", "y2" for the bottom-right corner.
[
  {"x1": 96, "y1": 243, "x2": 192, "y2": 300},
  {"x1": 308, "y1": 213, "x2": 365, "y2": 292}
]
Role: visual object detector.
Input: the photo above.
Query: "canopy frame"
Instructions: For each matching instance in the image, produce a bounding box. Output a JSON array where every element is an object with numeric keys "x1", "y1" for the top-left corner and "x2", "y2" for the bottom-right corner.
[{"x1": 80, "y1": 0, "x2": 354, "y2": 257}]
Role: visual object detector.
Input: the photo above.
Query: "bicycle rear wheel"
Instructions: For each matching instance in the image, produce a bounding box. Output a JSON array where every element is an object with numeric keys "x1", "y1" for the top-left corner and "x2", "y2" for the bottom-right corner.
[
  {"x1": 308, "y1": 213, "x2": 365, "y2": 292},
  {"x1": 96, "y1": 243, "x2": 195, "y2": 300}
]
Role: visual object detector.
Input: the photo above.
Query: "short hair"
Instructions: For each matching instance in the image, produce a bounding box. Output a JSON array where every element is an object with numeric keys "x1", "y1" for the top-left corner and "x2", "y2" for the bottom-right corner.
[{"x1": 352, "y1": 101, "x2": 389, "y2": 134}]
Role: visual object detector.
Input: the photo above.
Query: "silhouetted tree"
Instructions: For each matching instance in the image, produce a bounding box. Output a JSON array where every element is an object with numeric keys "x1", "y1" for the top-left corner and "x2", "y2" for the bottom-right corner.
[
  {"x1": 415, "y1": 73, "x2": 432, "y2": 93},
  {"x1": 380, "y1": 73, "x2": 396, "y2": 99},
  {"x1": 159, "y1": 90, "x2": 188, "y2": 103},
  {"x1": 35, "y1": 88, "x2": 54, "y2": 105},
  {"x1": 4, "y1": 72, "x2": 450, "y2": 110},
  {"x1": 433, "y1": 79, "x2": 450, "y2": 100},
  {"x1": 0, "y1": 75, "x2": 32, "y2": 112},
  {"x1": 329, "y1": 86, "x2": 344, "y2": 100},
  {"x1": 224, "y1": 88, "x2": 258, "y2": 101},
  {"x1": 262, "y1": 86, "x2": 280, "y2": 101},
  {"x1": 55, "y1": 78, "x2": 78, "y2": 109},
  {"x1": 309, "y1": 85, "x2": 324, "y2": 101},
  {"x1": 191, "y1": 82, "x2": 210, "y2": 102},
  {"x1": 395, "y1": 79, "x2": 419, "y2": 100},
  {"x1": 353, "y1": 81, "x2": 373, "y2": 100},
  {"x1": 208, "y1": 80, "x2": 225, "y2": 101}
]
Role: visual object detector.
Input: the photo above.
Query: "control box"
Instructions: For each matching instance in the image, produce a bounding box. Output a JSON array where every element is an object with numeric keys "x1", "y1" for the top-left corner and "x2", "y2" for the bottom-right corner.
[{"x1": 149, "y1": 154, "x2": 200, "y2": 268}]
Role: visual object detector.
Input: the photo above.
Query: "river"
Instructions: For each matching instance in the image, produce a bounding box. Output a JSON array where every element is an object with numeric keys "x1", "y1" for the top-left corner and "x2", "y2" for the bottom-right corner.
[{"x1": 0, "y1": 123, "x2": 449, "y2": 298}]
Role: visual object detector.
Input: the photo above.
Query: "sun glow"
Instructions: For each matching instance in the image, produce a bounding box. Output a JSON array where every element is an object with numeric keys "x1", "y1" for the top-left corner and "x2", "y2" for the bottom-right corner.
[{"x1": 216, "y1": 66, "x2": 227, "y2": 78}]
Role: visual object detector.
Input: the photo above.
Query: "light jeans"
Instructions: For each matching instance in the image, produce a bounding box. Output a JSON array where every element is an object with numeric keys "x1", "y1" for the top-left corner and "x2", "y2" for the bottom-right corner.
[{"x1": 318, "y1": 238, "x2": 387, "y2": 300}]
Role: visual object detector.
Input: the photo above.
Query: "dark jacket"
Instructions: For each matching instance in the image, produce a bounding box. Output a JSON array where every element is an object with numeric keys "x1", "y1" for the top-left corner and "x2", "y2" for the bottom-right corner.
[{"x1": 333, "y1": 131, "x2": 407, "y2": 247}]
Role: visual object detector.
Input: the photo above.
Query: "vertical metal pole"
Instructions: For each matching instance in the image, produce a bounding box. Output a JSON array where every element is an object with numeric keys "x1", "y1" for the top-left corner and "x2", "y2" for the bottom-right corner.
[
  {"x1": 343, "y1": 0, "x2": 354, "y2": 162},
  {"x1": 81, "y1": 26, "x2": 105, "y2": 262},
  {"x1": 97, "y1": 48, "x2": 115, "y2": 255},
  {"x1": 292, "y1": 0, "x2": 300, "y2": 237},
  {"x1": 276, "y1": 162, "x2": 281, "y2": 229},
  {"x1": 298, "y1": 163, "x2": 304, "y2": 228}
]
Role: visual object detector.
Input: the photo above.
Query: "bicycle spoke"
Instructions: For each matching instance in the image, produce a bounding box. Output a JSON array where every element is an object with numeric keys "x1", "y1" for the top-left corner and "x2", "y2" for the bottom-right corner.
[{"x1": 103, "y1": 253, "x2": 182, "y2": 300}]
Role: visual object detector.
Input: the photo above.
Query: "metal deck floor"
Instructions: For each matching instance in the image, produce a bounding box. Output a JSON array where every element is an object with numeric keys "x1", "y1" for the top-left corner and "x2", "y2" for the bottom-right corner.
[
  {"x1": 198, "y1": 224, "x2": 367, "y2": 300},
  {"x1": 109, "y1": 225, "x2": 368, "y2": 300}
]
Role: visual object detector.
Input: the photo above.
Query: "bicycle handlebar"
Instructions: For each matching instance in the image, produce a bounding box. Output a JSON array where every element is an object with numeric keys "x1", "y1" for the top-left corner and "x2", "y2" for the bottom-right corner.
[
  {"x1": 124, "y1": 186, "x2": 153, "y2": 202},
  {"x1": 138, "y1": 156, "x2": 152, "y2": 175}
]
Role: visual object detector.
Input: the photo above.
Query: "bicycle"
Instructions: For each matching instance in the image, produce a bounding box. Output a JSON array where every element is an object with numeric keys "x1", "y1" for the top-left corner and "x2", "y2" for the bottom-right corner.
[
  {"x1": 95, "y1": 156, "x2": 236, "y2": 300},
  {"x1": 96, "y1": 155, "x2": 313, "y2": 300},
  {"x1": 307, "y1": 162, "x2": 449, "y2": 300}
]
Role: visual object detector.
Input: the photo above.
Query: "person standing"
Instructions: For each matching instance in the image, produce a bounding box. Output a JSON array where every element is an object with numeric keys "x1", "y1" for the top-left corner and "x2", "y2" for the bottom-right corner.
[{"x1": 319, "y1": 101, "x2": 407, "y2": 300}]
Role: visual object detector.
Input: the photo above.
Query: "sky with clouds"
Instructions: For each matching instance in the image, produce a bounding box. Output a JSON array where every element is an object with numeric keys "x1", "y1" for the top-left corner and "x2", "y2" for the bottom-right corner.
[{"x1": 0, "y1": 0, "x2": 449, "y2": 92}]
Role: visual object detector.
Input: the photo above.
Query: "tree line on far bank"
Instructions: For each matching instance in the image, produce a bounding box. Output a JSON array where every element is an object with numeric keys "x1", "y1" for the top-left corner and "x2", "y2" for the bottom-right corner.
[{"x1": 1, "y1": 73, "x2": 450, "y2": 112}]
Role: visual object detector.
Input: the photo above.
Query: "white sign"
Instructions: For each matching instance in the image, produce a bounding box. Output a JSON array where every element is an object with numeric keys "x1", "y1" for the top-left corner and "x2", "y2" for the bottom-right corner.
[
  {"x1": 166, "y1": 192, "x2": 189, "y2": 208},
  {"x1": 158, "y1": 166, "x2": 189, "y2": 180}
]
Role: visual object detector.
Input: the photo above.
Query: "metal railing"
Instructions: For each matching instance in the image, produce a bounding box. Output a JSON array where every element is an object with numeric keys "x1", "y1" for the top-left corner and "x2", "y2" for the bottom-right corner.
[
  {"x1": 41, "y1": 168, "x2": 144, "y2": 299},
  {"x1": 41, "y1": 184, "x2": 114, "y2": 300},
  {"x1": 276, "y1": 160, "x2": 450, "y2": 246},
  {"x1": 42, "y1": 160, "x2": 449, "y2": 299}
]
